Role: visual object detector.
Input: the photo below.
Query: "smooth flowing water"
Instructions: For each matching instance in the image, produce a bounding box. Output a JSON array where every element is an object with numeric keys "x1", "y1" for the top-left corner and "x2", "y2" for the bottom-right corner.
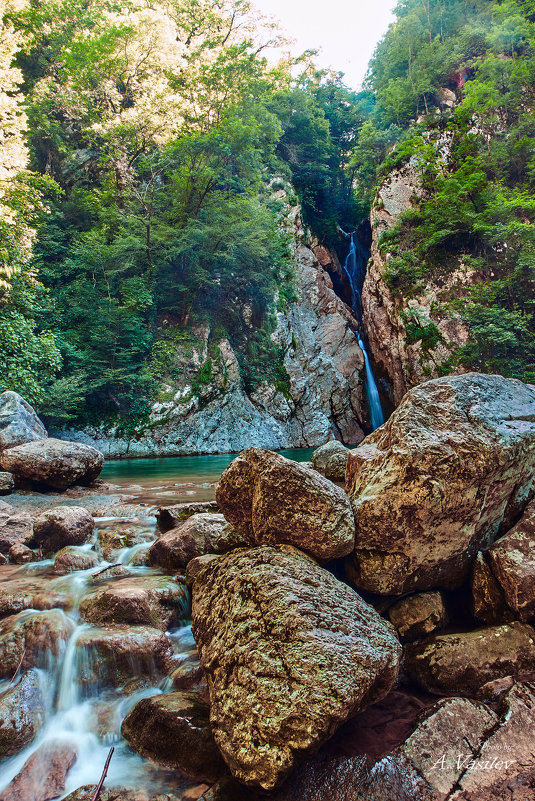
[
  {"x1": 100, "y1": 447, "x2": 315, "y2": 505},
  {"x1": 342, "y1": 234, "x2": 385, "y2": 430},
  {"x1": 0, "y1": 449, "x2": 316, "y2": 797},
  {"x1": 0, "y1": 515, "x2": 191, "y2": 798}
]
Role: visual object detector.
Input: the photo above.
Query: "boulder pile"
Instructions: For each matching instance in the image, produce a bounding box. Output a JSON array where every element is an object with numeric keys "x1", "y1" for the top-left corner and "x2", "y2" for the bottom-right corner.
[
  {"x1": 131, "y1": 372, "x2": 535, "y2": 797},
  {"x1": 2, "y1": 372, "x2": 535, "y2": 800},
  {"x1": 0, "y1": 391, "x2": 103, "y2": 491}
]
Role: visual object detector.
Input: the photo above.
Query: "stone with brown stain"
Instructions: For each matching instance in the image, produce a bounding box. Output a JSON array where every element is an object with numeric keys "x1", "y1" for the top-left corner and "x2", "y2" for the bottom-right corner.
[
  {"x1": 121, "y1": 692, "x2": 225, "y2": 781},
  {"x1": 346, "y1": 373, "x2": 535, "y2": 595},
  {"x1": 0, "y1": 610, "x2": 74, "y2": 678},
  {"x1": 32, "y1": 506, "x2": 94, "y2": 554},
  {"x1": 7, "y1": 544, "x2": 36, "y2": 565},
  {"x1": 0, "y1": 741, "x2": 77, "y2": 801},
  {"x1": 191, "y1": 544, "x2": 401, "y2": 789},
  {"x1": 404, "y1": 622, "x2": 535, "y2": 695},
  {"x1": 388, "y1": 592, "x2": 448, "y2": 642},
  {"x1": 0, "y1": 506, "x2": 33, "y2": 555},
  {"x1": 156, "y1": 501, "x2": 219, "y2": 533},
  {"x1": 216, "y1": 448, "x2": 355, "y2": 561},
  {"x1": 79, "y1": 575, "x2": 188, "y2": 630},
  {"x1": 148, "y1": 513, "x2": 245, "y2": 571},
  {"x1": 76, "y1": 625, "x2": 174, "y2": 686},
  {"x1": 0, "y1": 439, "x2": 103, "y2": 491},
  {"x1": 53, "y1": 547, "x2": 99, "y2": 574},
  {"x1": 0, "y1": 670, "x2": 47, "y2": 758},
  {"x1": 480, "y1": 499, "x2": 535, "y2": 623}
]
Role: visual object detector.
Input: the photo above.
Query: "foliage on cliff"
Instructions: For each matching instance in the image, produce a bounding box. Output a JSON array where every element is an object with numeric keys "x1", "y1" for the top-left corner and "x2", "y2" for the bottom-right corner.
[
  {"x1": 0, "y1": 0, "x2": 362, "y2": 425},
  {"x1": 351, "y1": 0, "x2": 535, "y2": 381}
]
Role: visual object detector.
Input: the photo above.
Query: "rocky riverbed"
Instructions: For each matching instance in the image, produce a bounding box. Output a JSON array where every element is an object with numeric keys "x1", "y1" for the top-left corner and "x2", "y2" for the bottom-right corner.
[{"x1": 1, "y1": 375, "x2": 535, "y2": 801}]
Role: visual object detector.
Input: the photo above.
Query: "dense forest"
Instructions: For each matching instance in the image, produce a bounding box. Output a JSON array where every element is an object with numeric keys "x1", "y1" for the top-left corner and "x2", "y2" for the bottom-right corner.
[{"x1": 1, "y1": 0, "x2": 534, "y2": 430}]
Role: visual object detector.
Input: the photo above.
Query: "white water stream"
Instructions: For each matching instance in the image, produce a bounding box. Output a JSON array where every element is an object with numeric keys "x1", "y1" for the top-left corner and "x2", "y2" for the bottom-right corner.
[{"x1": 0, "y1": 513, "x2": 191, "y2": 797}]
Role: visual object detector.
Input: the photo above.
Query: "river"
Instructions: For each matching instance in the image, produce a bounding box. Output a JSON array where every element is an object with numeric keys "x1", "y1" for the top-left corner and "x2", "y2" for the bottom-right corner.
[
  {"x1": 100, "y1": 448, "x2": 315, "y2": 504},
  {"x1": 0, "y1": 448, "x2": 315, "y2": 799}
]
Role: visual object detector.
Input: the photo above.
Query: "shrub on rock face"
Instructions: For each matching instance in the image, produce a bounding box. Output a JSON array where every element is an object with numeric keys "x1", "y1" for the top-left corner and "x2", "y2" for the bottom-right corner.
[
  {"x1": 148, "y1": 513, "x2": 245, "y2": 570},
  {"x1": 346, "y1": 373, "x2": 535, "y2": 595},
  {"x1": 404, "y1": 622, "x2": 535, "y2": 695},
  {"x1": 32, "y1": 506, "x2": 94, "y2": 553},
  {"x1": 191, "y1": 544, "x2": 401, "y2": 789},
  {"x1": 121, "y1": 692, "x2": 225, "y2": 781},
  {"x1": 216, "y1": 448, "x2": 355, "y2": 561},
  {"x1": 0, "y1": 439, "x2": 104, "y2": 490},
  {"x1": 0, "y1": 391, "x2": 47, "y2": 451}
]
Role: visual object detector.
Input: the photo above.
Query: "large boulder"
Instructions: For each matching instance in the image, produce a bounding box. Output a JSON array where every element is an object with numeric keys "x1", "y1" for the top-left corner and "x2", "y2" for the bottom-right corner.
[
  {"x1": 79, "y1": 575, "x2": 189, "y2": 630},
  {"x1": 472, "y1": 498, "x2": 535, "y2": 624},
  {"x1": 358, "y1": 683, "x2": 535, "y2": 801},
  {"x1": 0, "y1": 670, "x2": 47, "y2": 757},
  {"x1": 121, "y1": 692, "x2": 226, "y2": 781},
  {"x1": 32, "y1": 506, "x2": 94, "y2": 553},
  {"x1": 209, "y1": 683, "x2": 535, "y2": 801},
  {"x1": 404, "y1": 622, "x2": 535, "y2": 695},
  {"x1": 310, "y1": 439, "x2": 349, "y2": 470},
  {"x1": 0, "y1": 392, "x2": 47, "y2": 451},
  {"x1": 310, "y1": 440, "x2": 349, "y2": 481},
  {"x1": 148, "y1": 513, "x2": 245, "y2": 570},
  {"x1": 352, "y1": 696, "x2": 500, "y2": 801},
  {"x1": 0, "y1": 438, "x2": 104, "y2": 490},
  {"x1": 0, "y1": 741, "x2": 78, "y2": 801},
  {"x1": 191, "y1": 545, "x2": 401, "y2": 789},
  {"x1": 215, "y1": 448, "x2": 355, "y2": 561},
  {"x1": 346, "y1": 373, "x2": 535, "y2": 595}
]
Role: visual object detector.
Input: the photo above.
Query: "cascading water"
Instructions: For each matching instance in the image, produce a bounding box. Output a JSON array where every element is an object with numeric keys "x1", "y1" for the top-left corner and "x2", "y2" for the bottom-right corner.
[
  {"x1": 0, "y1": 512, "x2": 192, "y2": 798},
  {"x1": 342, "y1": 234, "x2": 385, "y2": 430}
]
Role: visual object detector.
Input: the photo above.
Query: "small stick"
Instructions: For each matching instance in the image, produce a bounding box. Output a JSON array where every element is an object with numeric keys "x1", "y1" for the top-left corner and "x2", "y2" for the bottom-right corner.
[
  {"x1": 92, "y1": 564, "x2": 122, "y2": 577},
  {"x1": 91, "y1": 746, "x2": 114, "y2": 801},
  {"x1": 9, "y1": 647, "x2": 25, "y2": 686}
]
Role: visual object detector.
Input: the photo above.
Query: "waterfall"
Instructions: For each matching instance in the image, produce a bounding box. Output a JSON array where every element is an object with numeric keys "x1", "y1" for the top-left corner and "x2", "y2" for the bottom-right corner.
[{"x1": 342, "y1": 234, "x2": 385, "y2": 430}]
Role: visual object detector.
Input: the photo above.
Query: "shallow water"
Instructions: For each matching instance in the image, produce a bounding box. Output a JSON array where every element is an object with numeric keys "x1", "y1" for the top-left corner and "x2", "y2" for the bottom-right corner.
[
  {"x1": 0, "y1": 514, "x2": 194, "y2": 799},
  {"x1": 0, "y1": 448, "x2": 317, "y2": 796},
  {"x1": 101, "y1": 448, "x2": 315, "y2": 486},
  {"x1": 100, "y1": 447, "x2": 315, "y2": 505}
]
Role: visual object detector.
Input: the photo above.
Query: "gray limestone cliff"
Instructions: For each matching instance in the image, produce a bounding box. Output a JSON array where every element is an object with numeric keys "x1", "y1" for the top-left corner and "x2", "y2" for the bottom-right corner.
[{"x1": 59, "y1": 202, "x2": 368, "y2": 458}]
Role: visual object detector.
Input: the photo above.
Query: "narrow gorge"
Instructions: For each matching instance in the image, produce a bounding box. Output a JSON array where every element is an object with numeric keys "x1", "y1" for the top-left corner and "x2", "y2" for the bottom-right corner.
[{"x1": 1, "y1": 0, "x2": 535, "y2": 799}]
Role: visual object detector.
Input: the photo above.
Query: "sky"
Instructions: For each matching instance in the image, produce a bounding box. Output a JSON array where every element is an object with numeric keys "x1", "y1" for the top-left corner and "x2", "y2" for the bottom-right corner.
[{"x1": 253, "y1": 0, "x2": 397, "y2": 91}]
